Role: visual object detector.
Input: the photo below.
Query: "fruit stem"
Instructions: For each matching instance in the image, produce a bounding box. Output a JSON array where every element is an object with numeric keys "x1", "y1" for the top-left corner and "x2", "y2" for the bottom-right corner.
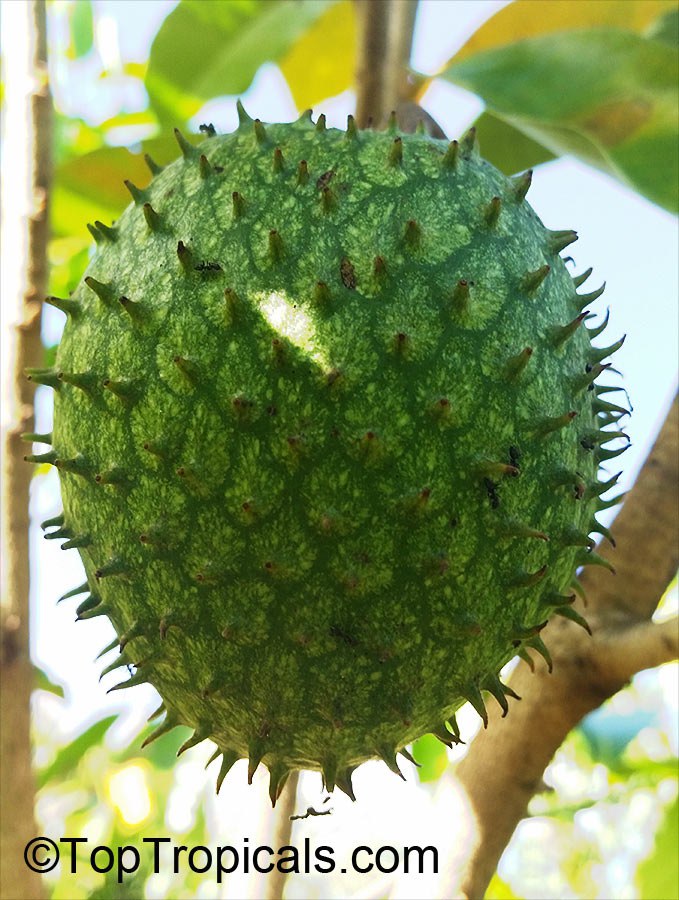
[
  {"x1": 265, "y1": 770, "x2": 301, "y2": 900},
  {"x1": 354, "y1": 0, "x2": 419, "y2": 128}
]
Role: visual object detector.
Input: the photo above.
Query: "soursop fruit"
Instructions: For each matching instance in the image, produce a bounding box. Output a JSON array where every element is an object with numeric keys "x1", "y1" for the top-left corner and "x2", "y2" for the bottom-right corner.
[{"x1": 27, "y1": 107, "x2": 628, "y2": 804}]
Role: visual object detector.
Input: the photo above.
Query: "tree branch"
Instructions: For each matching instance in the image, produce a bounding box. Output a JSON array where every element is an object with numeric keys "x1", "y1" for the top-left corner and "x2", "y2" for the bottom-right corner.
[
  {"x1": 354, "y1": 0, "x2": 419, "y2": 128},
  {"x1": 452, "y1": 394, "x2": 679, "y2": 899},
  {"x1": 594, "y1": 616, "x2": 678, "y2": 684},
  {"x1": 0, "y1": 2, "x2": 51, "y2": 898},
  {"x1": 579, "y1": 394, "x2": 679, "y2": 620},
  {"x1": 265, "y1": 771, "x2": 300, "y2": 900}
]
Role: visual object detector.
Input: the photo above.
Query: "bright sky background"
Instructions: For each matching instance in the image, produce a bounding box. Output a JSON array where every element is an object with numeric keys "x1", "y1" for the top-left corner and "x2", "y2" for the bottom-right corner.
[{"x1": 2, "y1": 2, "x2": 676, "y2": 897}]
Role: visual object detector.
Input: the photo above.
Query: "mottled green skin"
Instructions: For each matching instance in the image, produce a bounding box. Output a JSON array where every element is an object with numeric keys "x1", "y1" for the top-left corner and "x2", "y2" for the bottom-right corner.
[{"x1": 52, "y1": 113, "x2": 608, "y2": 791}]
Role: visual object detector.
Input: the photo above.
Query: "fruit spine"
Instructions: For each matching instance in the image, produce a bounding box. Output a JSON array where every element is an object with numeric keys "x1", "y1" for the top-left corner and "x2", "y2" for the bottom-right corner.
[{"x1": 26, "y1": 106, "x2": 628, "y2": 804}]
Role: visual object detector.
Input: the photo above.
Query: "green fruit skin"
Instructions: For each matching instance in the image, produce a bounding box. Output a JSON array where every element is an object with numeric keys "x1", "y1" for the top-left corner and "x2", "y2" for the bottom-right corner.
[{"x1": 48, "y1": 111, "x2": 620, "y2": 796}]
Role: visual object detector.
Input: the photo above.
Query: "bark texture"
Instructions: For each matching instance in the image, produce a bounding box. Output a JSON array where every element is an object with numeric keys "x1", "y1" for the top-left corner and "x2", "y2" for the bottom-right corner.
[{"x1": 0, "y1": 2, "x2": 51, "y2": 898}]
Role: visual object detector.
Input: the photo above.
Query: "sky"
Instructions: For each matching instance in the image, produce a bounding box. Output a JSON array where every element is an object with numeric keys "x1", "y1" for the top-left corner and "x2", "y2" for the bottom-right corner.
[{"x1": 1, "y1": 2, "x2": 677, "y2": 897}]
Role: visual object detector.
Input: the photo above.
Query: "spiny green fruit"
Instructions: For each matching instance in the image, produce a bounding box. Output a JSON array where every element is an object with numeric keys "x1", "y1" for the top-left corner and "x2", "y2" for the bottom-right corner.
[{"x1": 28, "y1": 106, "x2": 628, "y2": 805}]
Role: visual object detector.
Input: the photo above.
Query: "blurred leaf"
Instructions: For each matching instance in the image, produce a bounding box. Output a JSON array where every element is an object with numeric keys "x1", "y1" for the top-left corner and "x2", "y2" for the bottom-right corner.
[
  {"x1": 486, "y1": 873, "x2": 521, "y2": 899},
  {"x1": 68, "y1": 0, "x2": 94, "y2": 60},
  {"x1": 98, "y1": 110, "x2": 157, "y2": 132},
  {"x1": 450, "y1": 0, "x2": 675, "y2": 63},
  {"x1": 48, "y1": 237, "x2": 90, "y2": 298},
  {"x1": 441, "y1": 28, "x2": 679, "y2": 211},
  {"x1": 146, "y1": 0, "x2": 336, "y2": 125},
  {"x1": 90, "y1": 826, "x2": 151, "y2": 898},
  {"x1": 88, "y1": 872, "x2": 148, "y2": 900},
  {"x1": 124, "y1": 61, "x2": 147, "y2": 79},
  {"x1": 472, "y1": 110, "x2": 555, "y2": 174},
  {"x1": 31, "y1": 463, "x2": 53, "y2": 479},
  {"x1": 38, "y1": 715, "x2": 117, "y2": 790},
  {"x1": 100, "y1": 61, "x2": 148, "y2": 80},
  {"x1": 54, "y1": 146, "x2": 148, "y2": 234},
  {"x1": 411, "y1": 734, "x2": 448, "y2": 783},
  {"x1": 533, "y1": 797, "x2": 601, "y2": 821},
  {"x1": 52, "y1": 135, "x2": 182, "y2": 238},
  {"x1": 647, "y1": 7, "x2": 679, "y2": 47},
  {"x1": 610, "y1": 758, "x2": 679, "y2": 784},
  {"x1": 118, "y1": 723, "x2": 192, "y2": 770},
  {"x1": 52, "y1": 881, "x2": 89, "y2": 900},
  {"x1": 99, "y1": 109, "x2": 159, "y2": 147},
  {"x1": 637, "y1": 798, "x2": 679, "y2": 900},
  {"x1": 53, "y1": 111, "x2": 107, "y2": 167},
  {"x1": 280, "y1": 0, "x2": 356, "y2": 110},
  {"x1": 33, "y1": 665, "x2": 65, "y2": 698},
  {"x1": 43, "y1": 343, "x2": 58, "y2": 369}
]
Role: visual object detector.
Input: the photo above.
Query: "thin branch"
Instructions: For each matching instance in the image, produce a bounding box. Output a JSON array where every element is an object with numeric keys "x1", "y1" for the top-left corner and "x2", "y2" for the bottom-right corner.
[
  {"x1": 0, "y1": 1, "x2": 51, "y2": 898},
  {"x1": 452, "y1": 394, "x2": 679, "y2": 899},
  {"x1": 265, "y1": 771, "x2": 300, "y2": 900},
  {"x1": 594, "y1": 617, "x2": 678, "y2": 684}
]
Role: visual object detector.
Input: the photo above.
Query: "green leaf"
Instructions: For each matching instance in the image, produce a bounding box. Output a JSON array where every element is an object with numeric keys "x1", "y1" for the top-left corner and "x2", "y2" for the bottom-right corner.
[
  {"x1": 441, "y1": 29, "x2": 679, "y2": 211},
  {"x1": 30, "y1": 464, "x2": 54, "y2": 479},
  {"x1": 637, "y1": 798, "x2": 679, "y2": 900},
  {"x1": 101, "y1": 61, "x2": 148, "y2": 81},
  {"x1": 68, "y1": 0, "x2": 94, "y2": 60},
  {"x1": 472, "y1": 110, "x2": 555, "y2": 175},
  {"x1": 647, "y1": 8, "x2": 679, "y2": 47},
  {"x1": 37, "y1": 715, "x2": 118, "y2": 790},
  {"x1": 411, "y1": 734, "x2": 449, "y2": 783},
  {"x1": 43, "y1": 343, "x2": 58, "y2": 369},
  {"x1": 54, "y1": 148, "x2": 145, "y2": 238},
  {"x1": 48, "y1": 237, "x2": 91, "y2": 298},
  {"x1": 145, "y1": 0, "x2": 336, "y2": 125},
  {"x1": 53, "y1": 110, "x2": 107, "y2": 168},
  {"x1": 98, "y1": 109, "x2": 158, "y2": 134},
  {"x1": 486, "y1": 873, "x2": 521, "y2": 899},
  {"x1": 448, "y1": 1, "x2": 675, "y2": 63},
  {"x1": 33, "y1": 665, "x2": 65, "y2": 698},
  {"x1": 52, "y1": 135, "x2": 181, "y2": 239},
  {"x1": 88, "y1": 875, "x2": 147, "y2": 900}
]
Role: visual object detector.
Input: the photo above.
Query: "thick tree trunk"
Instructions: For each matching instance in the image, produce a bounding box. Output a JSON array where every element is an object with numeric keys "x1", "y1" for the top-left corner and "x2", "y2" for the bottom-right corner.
[{"x1": 0, "y1": 2, "x2": 51, "y2": 898}]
